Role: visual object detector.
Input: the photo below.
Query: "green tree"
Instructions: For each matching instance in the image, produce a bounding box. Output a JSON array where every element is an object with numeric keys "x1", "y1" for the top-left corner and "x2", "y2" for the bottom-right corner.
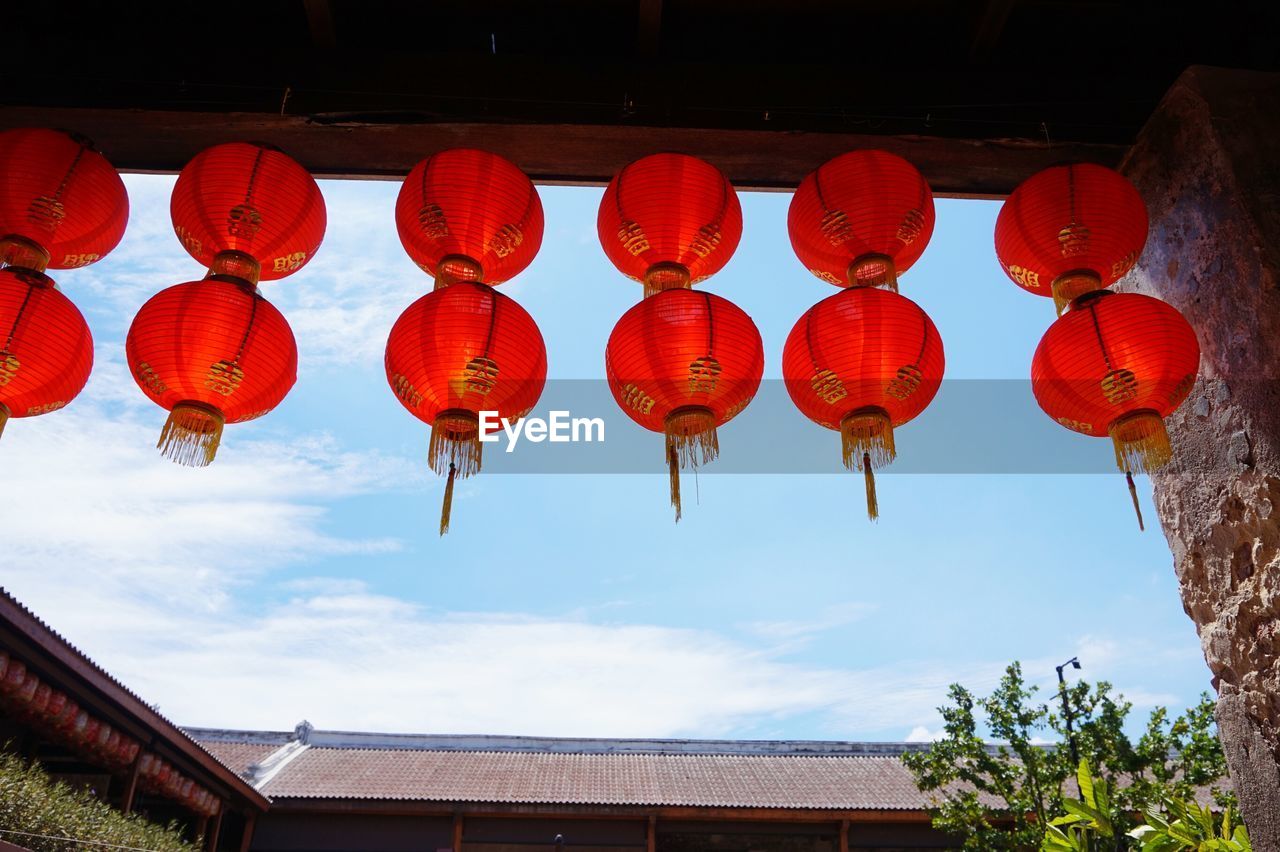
[
  {"x1": 0, "y1": 749, "x2": 195, "y2": 852},
  {"x1": 901, "y1": 662, "x2": 1231, "y2": 850}
]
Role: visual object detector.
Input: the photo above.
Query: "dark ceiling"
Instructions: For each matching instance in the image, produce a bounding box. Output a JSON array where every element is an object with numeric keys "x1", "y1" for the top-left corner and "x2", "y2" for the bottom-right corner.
[{"x1": 0, "y1": 0, "x2": 1276, "y2": 192}]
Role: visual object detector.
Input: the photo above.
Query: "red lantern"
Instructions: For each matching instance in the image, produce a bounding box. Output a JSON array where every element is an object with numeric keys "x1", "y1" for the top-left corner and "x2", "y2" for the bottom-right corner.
[
  {"x1": 605, "y1": 289, "x2": 764, "y2": 519},
  {"x1": 1032, "y1": 290, "x2": 1198, "y2": 527},
  {"x1": 788, "y1": 150, "x2": 935, "y2": 291},
  {"x1": 1, "y1": 658, "x2": 24, "y2": 694},
  {"x1": 783, "y1": 287, "x2": 945, "y2": 519},
  {"x1": 598, "y1": 153, "x2": 743, "y2": 295},
  {"x1": 44, "y1": 689, "x2": 67, "y2": 719},
  {"x1": 127, "y1": 278, "x2": 297, "y2": 466},
  {"x1": 29, "y1": 682, "x2": 51, "y2": 715},
  {"x1": 0, "y1": 128, "x2": 129, "y2": 272},
  {"x1": 385, "y1": 281, "x2": 547, "y2": 532},
  {"x1": 52, "y1": 698, "x2": 79, "y2": 732},
  {"x1": 395, "y1": 149, "x2": 544, "y2": 287},
  {"x1": 996, "y1": 163, "x2": 1148, "y2": 313},
  {"x1": 0, "y1": 267, "x2": 93, "y2": 441},
  {"x1": 170, "y1": 142, "x2": 326, "y2": 284}
]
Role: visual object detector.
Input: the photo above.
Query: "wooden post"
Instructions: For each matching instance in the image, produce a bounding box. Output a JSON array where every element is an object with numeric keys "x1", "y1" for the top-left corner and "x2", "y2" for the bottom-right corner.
[
  {"x1": 121, "y1": 750, "x2": 144, "y2": 814},
  {"x1": 196, "y1": 815, "x2": 209, "y2": 848},
  {"x1": 453, "y1": 814, "x2": 464, "y2": 852},
  {"x1": 839, "y1": 820, "x2": 849, "y2": 852},
  {"x1": 206, "y1": 806, "x2": 224, "y2": 852},
  {"x1": 647, "y1": 815, "x2": 656, "y2": 852},
  {"x1": 238, "y1": 812, "x2": 257, "y2": 852}
]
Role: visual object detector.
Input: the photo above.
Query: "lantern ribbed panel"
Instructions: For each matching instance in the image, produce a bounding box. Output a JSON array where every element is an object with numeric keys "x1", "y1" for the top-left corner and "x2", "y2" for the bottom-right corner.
[
  {"x1": 597, "y1": 154, "x2": 743, "y2": 284},
  {"x1": 788, "y1": 151, "x2": 935, "y2": 287},
  {"x1": 0, "y1": 128, "x2": 128, "y2": 268},
  {"x1": 170, "y1": 143, "x2": 326, "y2": 281},
  {"x1": 0, "y1": 268, "x2": 93, "y2": 418},
  {"x1": 126, "y1": 279, "x2": 298, "y2": 422},
  {"x1": 394, "y1": 149, "x2": 544, "y2": 285},
  {"x1": 605, "y1": 289, "x2": 764, "y2": 432},
  {"x1": 385, "y1": 282, "x2": 547, "y2": 426},
  {"x1": 1031, "y1": 292, "x2": 1199, "y2": 438},
  {"x1": 782, "y1": 287, "x2": 944, "y2": 429},
  {"x1": 996, "y1": 163, "x2": 1148, "y2": 297}
]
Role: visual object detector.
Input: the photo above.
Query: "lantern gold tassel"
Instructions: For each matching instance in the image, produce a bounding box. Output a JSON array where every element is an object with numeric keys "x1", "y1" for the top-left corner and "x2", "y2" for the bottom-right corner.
[
  {"x1": 1109, "y1": 409, "x2": 1172, "y2": 474},
  {"x1": 440, "y1": 462, "x2": 457, "y2": 536},
  {"x1": 1050, "y1": 270, "x2": 1104, "y2": 317},
  {"x1": 428, "y1": 410, "x2": 482, "y2": 477},
  {"x1": 668, "y1": 444, "x2": 682, "y2": 523},
  {"x1": 847, "y1": 253, "x2": 898, "y2": 292},
  {"x1": 863, "y1": 452, "x2": 880, "y2": 521},
  {"x1": 840, "y1": 407, "x2": 896, "y2": 470},
  {"x1": 664, "y1": 406, "x2": 719, "y2": 468},
  {"x1": 157, "y1": 402, "x2": 224, "y2": 467},
  {"x1": 1126, "y1": 470, "x2": 1145, "y2": 532},
  {"x1": 643, "y1": 262, "x2": 692, "y2": 299},
  {"x1": 0, "y1": 403, "x2": 8, "y2": 442}
]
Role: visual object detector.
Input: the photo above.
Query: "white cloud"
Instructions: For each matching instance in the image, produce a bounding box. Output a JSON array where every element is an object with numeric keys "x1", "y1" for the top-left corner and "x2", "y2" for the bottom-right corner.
[
  {"x1": 0, "y1": 343, "x2": 410, "y2": 640},
  {"x1": 905, "y1": 726, "x2": 944, "y2": 743}
]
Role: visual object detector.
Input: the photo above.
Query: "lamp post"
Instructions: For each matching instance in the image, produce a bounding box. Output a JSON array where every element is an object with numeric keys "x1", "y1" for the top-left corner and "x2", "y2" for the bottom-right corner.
[{"x1": 1056, "y1": 657, "x2": 1081, "y2": 767}]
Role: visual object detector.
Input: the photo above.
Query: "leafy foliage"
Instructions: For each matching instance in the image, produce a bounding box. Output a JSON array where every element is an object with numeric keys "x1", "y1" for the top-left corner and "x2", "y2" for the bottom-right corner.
[
  {"x1": 0, "y1": 749, "x2": 196, "y2": 852},
  {"x1": 1042, "y1": 761, "x2": 1117, "y2": 851},
  {"x1": 1128, "y1": 796, "x2": 1251, "y2": 851},
  {"x1": 902, "y1": 662, "x2": 1232, "y2": 851}
]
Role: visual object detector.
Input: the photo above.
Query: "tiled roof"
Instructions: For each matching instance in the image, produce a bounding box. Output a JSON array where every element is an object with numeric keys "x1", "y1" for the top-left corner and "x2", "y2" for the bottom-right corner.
[
  {"x1": 266, "y1": 748, "x2": 930, "y2": 809},
  {"x1": 198, "y1": 740, "x2": 281, "y2": 781},
  {"x1": 189, "y1": 729, "x2": 951, "y2": 810},
  {"x1": 0, "y1": 588, "x2": 269, "y2": 809}
]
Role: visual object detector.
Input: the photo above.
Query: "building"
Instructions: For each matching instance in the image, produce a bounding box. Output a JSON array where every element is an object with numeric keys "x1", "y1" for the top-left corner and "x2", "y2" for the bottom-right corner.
[
  {"x1": 0, "y1": 590, "x2": 268, "y2": 850},
  {"x1": 0, "y1": 588, "x2": 955, "y2": 851},
  {"x1": 194, "y1": 725, "x2": 955, "y2": 852}
]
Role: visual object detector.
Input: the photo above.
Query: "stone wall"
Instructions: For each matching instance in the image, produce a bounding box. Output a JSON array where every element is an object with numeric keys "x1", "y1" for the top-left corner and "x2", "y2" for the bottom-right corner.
[{"x1": 1119, "y1": 66, "x2": 1280, "y2": 849}]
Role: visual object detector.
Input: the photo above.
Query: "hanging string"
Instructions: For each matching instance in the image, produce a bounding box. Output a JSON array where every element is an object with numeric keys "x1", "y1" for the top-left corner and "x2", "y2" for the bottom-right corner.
[
  {"x1": 668, "y1": 443, "x2": 682, "y2": 522},
  {"x1": 1126, "y1": 470, "x2": 1145, "y2": 531},
  {"x1": 440, "y1": 462, "x2": 457, "y2": 535},
  {"x1": 863, "y1": 451, "x2": 879, "y2": 521}
]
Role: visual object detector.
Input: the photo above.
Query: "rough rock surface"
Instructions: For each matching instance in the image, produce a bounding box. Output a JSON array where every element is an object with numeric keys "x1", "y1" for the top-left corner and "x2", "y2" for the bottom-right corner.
[{"x1": 1119, "y1": 66, "x2": 1280, "y2": 848}]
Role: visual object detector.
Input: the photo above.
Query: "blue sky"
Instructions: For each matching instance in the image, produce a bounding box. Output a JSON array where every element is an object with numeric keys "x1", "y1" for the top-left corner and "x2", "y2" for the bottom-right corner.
[{"x1": 0, "y1": 174, "x2": 1209, "y2": 741}]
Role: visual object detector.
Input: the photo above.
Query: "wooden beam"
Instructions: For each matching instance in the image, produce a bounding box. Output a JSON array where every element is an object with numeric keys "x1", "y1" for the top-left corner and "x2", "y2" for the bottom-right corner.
[
  {"x1": 206, "y1": 807, "x2": 223, "y2": 852},
  {"x1": 969, "y1": 0, "x2": 1019, "y2": 63},
  {"x1": 453, "y1": 813, "x2": 465, "y2": 852},
  {"x1": 0, "y1": 106, "x2": 1124, "y2": 197},
  {"x1": 635, "y1": 0, "x2": 663, "y2": 57},
  {"x1": 238, "y1": 812, "x2": 256, "y2": 852},
  {"x1": 646, "y1": 815, "x2": 656, "y2": 852},
  {"x1": 303, "y1": 0, "x2": 338, "y2": 50},
  {"x1": 121, "y1": 748, "x2": 144, "y2": 814},
  {"x1": 838, "y1": 819, "x2": 848, "y2": 852},
  {"x1": 265, "y1": 798, "x2": 936, "y2": 823}
]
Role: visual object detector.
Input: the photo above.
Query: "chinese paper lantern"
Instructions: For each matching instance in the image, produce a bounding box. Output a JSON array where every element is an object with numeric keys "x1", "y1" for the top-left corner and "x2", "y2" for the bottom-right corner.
[
  {"x1": 996, "y1": 163, "x2": 1148, "y2": 314},
  {"x1": 170, "y1": 142, "x2": 326, "y2": 284},
  {"x1": 0, "y1": 127, "x2": 129, "y2": 271},
  {"x1": 783, "y1": 287, "x2": 945, "y2": 519},
  {"x1": 385, "y1": 282, "x2": 547, "y2": 532},
  {"x1": 605, "y1": 289, "x2": 764, "y2": 520},
  {"x1": 52, "y1": 698, "x2": 79, "y2": 732},
  {"x1": 788, "y1": 150, "x2": 935, "y2": 291},
  {"x1": 395, "y1": 149, "x2": 544, "y2": 287},
  {"x1": 598, "y1": 153, "x2": 743, "y2": 295},
  {"x1": 126, "y1": 277, "x2": 297, "y2": 465},
  {"x1": 1031, "y1": 290, "x2": 1199, "y2": 528},
  {"x1": 0, "y1": 267, "x2": 94, "y2": 441}
]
